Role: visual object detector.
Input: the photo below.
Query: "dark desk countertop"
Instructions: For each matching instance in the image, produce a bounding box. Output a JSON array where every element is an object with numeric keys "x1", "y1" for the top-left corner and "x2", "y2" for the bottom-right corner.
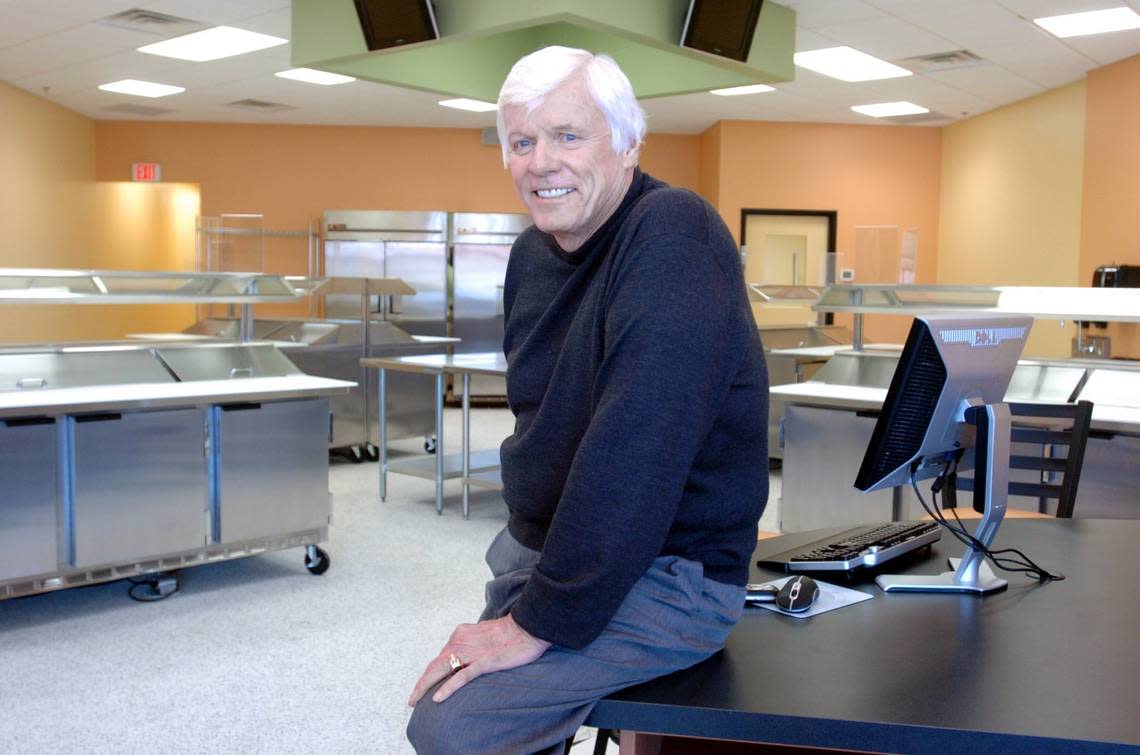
[{"x1": 587, "y1": 520, "x2": 1140, "y2": 754}]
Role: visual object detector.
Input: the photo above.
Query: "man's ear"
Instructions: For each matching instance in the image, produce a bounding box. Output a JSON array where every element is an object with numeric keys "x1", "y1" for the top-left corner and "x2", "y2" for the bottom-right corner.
[{"x1": 621, "y1": 147, "x2": 640, "y2": 169}]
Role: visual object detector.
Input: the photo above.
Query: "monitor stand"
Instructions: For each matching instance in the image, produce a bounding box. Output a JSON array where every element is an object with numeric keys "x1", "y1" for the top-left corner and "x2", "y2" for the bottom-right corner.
[{"x1": 876, "y1": 403, "x2": 1010, "y2": 594}]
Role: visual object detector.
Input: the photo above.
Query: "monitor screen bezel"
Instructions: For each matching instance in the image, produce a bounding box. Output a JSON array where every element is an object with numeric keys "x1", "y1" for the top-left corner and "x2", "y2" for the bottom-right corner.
[
  {"x1": 680, "y1": 0, "x2": 765, "y2": 62},
  {"x1": 354, "y1": 0, "x2": 440, "y2": 52},
  {"x1": 854, "y1": 313, "x2": 1033, "y2": 493}
]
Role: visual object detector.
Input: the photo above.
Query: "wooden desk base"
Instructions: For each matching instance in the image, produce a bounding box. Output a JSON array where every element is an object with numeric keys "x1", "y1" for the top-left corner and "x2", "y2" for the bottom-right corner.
[
  {"x1": 922, "y1": 507, "x2": 1052, "y2": 520},
  {"x1": 624, "y1": 731, "x2": 868, "y2": 754}
]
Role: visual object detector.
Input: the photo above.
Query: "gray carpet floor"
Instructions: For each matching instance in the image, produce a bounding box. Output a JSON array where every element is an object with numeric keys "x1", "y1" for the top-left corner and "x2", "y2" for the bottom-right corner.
[{"x1": 0, "y1": 407, "x2": 780, "y2": 754}]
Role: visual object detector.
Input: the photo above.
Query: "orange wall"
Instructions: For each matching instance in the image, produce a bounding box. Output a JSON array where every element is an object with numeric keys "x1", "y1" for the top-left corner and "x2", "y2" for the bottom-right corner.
[
  {"x1": 1080, "y1": 53, "x2": 1140, "y2": 358},
  {"x1": 94, "y1": 121, "x2": 700, "y2": 232},
  {"x1": 706, "y1": 120, "x2": 943, "y2": 343},
  {"x1": 1, "y1": 81, "x2": 94, "y2": 266},
  {"x1": 96, "y1": 118, "x2": 937, "y2": 346},
  {"x1": 938, "y1": 82, "x2": 1086, "y2": 358},
  {"x1": 0, "y1": 81, "x2": 201, "y2": 342}
]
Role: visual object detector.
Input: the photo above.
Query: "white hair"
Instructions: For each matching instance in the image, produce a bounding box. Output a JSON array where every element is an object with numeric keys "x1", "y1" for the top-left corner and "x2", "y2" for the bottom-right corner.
[{"x1": 496, "y1": 46, "x2": 647, "y2": 166}]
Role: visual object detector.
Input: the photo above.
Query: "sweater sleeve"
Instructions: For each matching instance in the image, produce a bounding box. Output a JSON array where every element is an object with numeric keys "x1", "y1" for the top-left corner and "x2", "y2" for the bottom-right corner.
[{"x1": 509, "y1": 226, "x2": 744, "y2": 648}]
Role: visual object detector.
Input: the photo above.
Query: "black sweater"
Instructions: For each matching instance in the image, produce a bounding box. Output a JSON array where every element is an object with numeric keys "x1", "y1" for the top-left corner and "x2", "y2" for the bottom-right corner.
[{"x1": 501, "y1": 170, "x2": 769, "y2": 649}]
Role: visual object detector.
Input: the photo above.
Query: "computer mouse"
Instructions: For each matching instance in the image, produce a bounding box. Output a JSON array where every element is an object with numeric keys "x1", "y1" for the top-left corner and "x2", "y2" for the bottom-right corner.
[{"x1": 776, "y1": 575, "x2": 820, "y2": 612}]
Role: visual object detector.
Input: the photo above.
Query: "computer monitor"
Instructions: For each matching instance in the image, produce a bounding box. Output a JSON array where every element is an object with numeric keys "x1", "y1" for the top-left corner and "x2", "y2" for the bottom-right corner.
[{"x1": 855, "y1": 313, "x2": 1033, "y2": 594}]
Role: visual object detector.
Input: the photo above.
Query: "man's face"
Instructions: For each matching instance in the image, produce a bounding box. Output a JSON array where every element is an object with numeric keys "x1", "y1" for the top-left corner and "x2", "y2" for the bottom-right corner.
[{"x1": 503, "y1": 74, "x2": 636, "y2": 252}]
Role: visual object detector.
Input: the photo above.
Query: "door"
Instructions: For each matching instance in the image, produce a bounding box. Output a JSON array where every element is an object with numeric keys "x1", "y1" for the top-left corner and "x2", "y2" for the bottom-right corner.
[
  {"x1": 71, "y1": 409, "x2": 209, "y2": 567},
  {"x1": 742, "y1": 212, "x2": 833, "y2": 326},
  {"x1": 383, "y1": 240, "x2": 448, "y2": 337},
  {"x1": 0, "y1": 419, "x2": 58, "y2": 580},
  {"x1": 214, "y1": 399, "x2": 330, "y2": 544}
]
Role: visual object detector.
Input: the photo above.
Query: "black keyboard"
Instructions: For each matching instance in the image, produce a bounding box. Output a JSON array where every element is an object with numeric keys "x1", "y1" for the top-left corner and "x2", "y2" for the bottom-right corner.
[{"x1": 757, "y1": 521, "x2": 942, "y2": 573}]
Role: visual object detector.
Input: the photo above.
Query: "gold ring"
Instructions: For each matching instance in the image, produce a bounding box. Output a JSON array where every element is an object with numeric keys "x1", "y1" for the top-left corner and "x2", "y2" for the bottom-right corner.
[{"x1": 448, "y1": 653, "x2": 463, "y2": 673}]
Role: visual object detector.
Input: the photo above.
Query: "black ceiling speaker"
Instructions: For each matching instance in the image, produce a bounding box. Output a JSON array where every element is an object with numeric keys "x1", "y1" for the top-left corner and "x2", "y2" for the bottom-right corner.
[
  {"x1": 354, "y1": 0, "x2": 439, "y2": 51},
  {"x1": 680, "y1": 0, "x2": 765, "y2": 62}
]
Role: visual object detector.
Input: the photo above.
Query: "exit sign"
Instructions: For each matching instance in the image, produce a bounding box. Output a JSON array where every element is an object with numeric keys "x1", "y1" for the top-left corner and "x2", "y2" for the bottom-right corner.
[{"x1": 131, "y1": 162, "x2": 161, "y2": 182}]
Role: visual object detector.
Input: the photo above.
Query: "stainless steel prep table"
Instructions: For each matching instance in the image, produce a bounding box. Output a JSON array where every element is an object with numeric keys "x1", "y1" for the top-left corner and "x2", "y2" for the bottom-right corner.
[
  {"x1": 0, "y1": 345, "x2": 353, "y2": 600},
  {"x1": 0, "y1": 269, "x2": 354, "y2": 599},
  {"x1": 361, "y1": 352, "x2": 508, "y2": 518}
]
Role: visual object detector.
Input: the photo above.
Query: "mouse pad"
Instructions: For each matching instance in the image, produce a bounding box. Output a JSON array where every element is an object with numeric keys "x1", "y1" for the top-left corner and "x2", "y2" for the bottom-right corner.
[{"x1": 752, "y1": 576, "x2": 874, "y2": 619}]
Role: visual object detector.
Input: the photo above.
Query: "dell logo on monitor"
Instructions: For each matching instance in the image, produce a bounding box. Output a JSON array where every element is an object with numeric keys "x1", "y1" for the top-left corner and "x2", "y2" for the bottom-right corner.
[{"x1": 940, "y1": 327, "x2": 1027, "y2": 348}]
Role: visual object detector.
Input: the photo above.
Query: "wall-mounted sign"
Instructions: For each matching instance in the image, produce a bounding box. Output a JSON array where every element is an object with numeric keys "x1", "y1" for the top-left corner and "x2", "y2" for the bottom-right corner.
[{"x1": 131, "y1": 162, "x2": 161, "y2": 182}]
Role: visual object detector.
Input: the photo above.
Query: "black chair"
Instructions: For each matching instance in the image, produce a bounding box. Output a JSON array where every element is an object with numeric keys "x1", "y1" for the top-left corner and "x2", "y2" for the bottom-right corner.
[{"x1": 947, "y1": 400, "x2": 1094, "y2": 518}]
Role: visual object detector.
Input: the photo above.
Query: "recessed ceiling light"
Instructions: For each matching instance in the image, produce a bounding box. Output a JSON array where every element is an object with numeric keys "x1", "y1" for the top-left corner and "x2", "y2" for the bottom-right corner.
[
  {"x1": 138, "y1": 25, "x2": 287, "y2": 62},
  {"x1": 98, "y1": 79, "x2": 185, "y2": 98},
  {"x1": 794, "y1": 46, "x2": 912, "y2": 82},
  {"x1": 1034, "y1": 7, "x2": 1140, "y2": 38},
  {"x1": 438, "y1": 98, "x2": 498, "y2": 112},
  {"x1": 709, "y1": 84, "x2": 775, "y2": 96},
  {"x1": 275, "y1": 68, "x2": 356, "y2": 86},
  {"x1": 852, "y1": 101, "x2": 929, "y2": 118}
]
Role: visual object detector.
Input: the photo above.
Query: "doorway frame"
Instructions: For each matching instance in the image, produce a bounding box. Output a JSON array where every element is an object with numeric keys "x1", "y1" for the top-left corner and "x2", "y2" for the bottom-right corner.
[{"x1": 740, "y1": 208, "x2": 838, "y2": 324}]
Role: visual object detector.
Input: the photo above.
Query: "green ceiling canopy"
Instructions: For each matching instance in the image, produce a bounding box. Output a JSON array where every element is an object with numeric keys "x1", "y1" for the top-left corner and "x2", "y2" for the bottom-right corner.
[{"x1": 292, "y1": 0, "x2": 795, "y2": 101}]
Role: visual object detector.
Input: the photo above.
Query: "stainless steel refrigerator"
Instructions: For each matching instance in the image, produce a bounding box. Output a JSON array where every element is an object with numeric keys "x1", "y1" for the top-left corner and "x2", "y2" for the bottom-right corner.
[
  {"x1": 323, "y1": 210, "x2": 449, "y2": 338},
  {"x1": 450, "y1": 211, "x2": 530, "y2": 401},
  {"x1": 322, "y1": 210, "x2": 450, "y2": 452}
]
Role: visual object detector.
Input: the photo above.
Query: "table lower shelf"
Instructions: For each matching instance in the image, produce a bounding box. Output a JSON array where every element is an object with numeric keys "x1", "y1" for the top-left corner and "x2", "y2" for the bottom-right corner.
[
  {"x1": 464, "y1": 469, "x2": 503, "y2": 490},
  {"x1": 385, "y1": 448, "x2": 500, "y2": 481}
]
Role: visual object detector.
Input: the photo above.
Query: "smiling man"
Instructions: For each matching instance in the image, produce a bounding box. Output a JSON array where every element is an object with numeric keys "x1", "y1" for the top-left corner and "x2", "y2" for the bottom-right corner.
[{"x1": 407, "y1": 46, "x2": 769, "y2": 754}]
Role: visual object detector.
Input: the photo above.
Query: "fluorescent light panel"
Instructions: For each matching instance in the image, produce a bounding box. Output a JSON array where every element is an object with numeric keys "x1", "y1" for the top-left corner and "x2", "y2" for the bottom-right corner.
[
  {"x1": 1034, "y1": 7, "x2": 1140, "y2": 38},
  {"x1": 710, "y1": 84, "x2": 775, "y2": 96},
  {"x1": 98, "y1": 79, "x2": 185, "y2": 98},
  {"x1": 852, "y1": 101, "x2": 929, "y2": 118},
  {"x1": 138, "y1": 25, "x2": 287, "y2": 62},
  {"x1": 794, "y1": 46, "x2": 912, "y2": 82},
  {"x1": 275, "y1": 68, "x2": 356, "y2": 85},
  {"x1": 438, "y1": 98, "x2": 497, "y2": 112}
]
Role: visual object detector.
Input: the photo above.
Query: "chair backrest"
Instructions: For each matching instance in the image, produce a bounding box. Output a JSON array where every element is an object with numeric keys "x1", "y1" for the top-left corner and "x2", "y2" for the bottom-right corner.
[{"x1": 949, "y1": 400, "x2": 1094, "y2": 518}]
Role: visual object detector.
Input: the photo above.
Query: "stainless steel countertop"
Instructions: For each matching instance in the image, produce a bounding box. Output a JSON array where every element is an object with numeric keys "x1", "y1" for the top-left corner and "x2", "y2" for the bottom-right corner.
[
  {"x1": 360, "y1": 351, "x2": 508, "y2": 377},
  {"x1": 0, "y1": 375, "x2": 354, "y2": 418},
  {"x1": 770, "y1": 381, "x2": 1140, "y2": 433}
]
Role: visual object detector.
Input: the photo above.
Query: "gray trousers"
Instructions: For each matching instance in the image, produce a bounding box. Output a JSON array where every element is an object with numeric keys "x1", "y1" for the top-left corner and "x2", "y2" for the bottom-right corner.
[{"x1": 406, "y1": 527, "x2": 743, "y2": 755}]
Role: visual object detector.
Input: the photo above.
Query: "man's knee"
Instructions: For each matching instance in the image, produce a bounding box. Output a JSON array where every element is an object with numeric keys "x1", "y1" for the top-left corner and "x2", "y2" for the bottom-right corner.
[
  {"x1": 406, "y1": 697, "x2": 442, "y2": 754},
  {"x1": 407, "y1": 693, "x2": 468, "y2": 755}
]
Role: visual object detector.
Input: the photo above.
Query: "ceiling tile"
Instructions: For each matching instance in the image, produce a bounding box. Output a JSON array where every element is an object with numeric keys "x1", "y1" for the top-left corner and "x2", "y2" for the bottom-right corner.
[
  {"x1": 778, "y1": 0, "x2": 885, "y2": 31},
  {"x1": 928, "y1": 64, "x2": 1045, "y2": 107},
  {"x1": 145, "y1": 0, "x2": 291, "y2": 28},
  {"x1": 814, "y1": 15, "x2": 957, "y2": 61},
  {"x1": 0, "y1": 1, "x2": 130, "y2": 48},
  {"x1": 0, "y1": 23, "x2": 154, "y2": 80},
  {"x1": 1062, "y1": 29, "x2": 1140, "y2": 66}
]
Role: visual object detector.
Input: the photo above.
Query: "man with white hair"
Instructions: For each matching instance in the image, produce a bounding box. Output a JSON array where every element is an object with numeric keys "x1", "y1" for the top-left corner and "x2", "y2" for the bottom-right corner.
[{"x1": 408, "y1": 46, "x2": 768, "y2": 754}]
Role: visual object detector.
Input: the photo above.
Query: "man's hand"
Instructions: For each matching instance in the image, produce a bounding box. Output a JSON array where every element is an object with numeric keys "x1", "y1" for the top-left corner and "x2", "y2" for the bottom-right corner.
[{"x1": 408, "y1": 613, "x2": 552, "y2": 707}]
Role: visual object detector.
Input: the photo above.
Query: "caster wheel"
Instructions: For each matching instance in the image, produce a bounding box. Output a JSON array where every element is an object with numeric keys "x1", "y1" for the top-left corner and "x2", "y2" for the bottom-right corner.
[
  {"x1": 305, "y1": 546, "x2": 331, "y2": 575},
  {"x1": 364, "y1": 443, "x2": 380, "y2": 462},
  {"x1": 349, "y1": 446, "x2": 365, "y2": 464},
  {"x1": 424, "y1": 436, "x2": 437, "y2": 454}
]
